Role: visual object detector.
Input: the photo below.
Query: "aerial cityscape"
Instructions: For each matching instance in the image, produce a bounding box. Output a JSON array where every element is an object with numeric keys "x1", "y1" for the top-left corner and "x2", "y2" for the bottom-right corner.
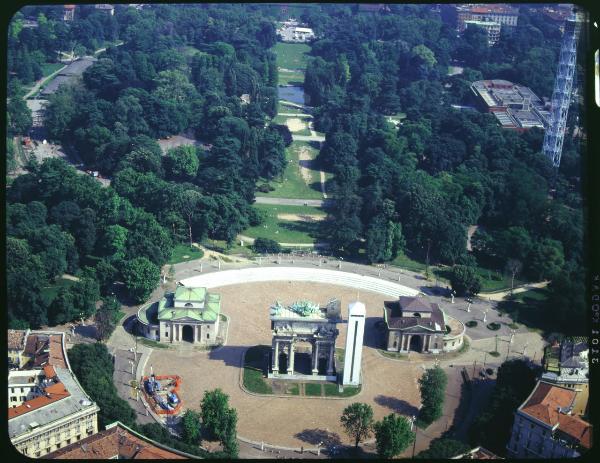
[{"x1": 6, "y1": 3, "x2": 593, "y2": 460}]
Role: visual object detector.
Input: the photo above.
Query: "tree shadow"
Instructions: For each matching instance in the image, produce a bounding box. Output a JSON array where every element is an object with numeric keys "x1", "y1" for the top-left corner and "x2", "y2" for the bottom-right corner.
[
  {"x1": 374, "y1": 395, "x2": 419, "y2": 416},
  {"x1": 294, "y1": 428, "x2": 342, "y2": 446},
  {"x1": 73, "y1": 324, "x2": 98, "y2": 339}
]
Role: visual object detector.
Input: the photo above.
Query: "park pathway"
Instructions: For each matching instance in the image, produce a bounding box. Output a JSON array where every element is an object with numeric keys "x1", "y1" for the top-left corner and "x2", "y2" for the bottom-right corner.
[{"x1": 478, "y1": 281, "x2": 549, "y2": 301}]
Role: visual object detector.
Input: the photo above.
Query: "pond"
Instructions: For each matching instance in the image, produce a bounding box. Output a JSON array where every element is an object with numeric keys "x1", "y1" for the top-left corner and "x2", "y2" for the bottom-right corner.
[{"x1": 278, "y1": 85, "x2": 305, "y2": 106}]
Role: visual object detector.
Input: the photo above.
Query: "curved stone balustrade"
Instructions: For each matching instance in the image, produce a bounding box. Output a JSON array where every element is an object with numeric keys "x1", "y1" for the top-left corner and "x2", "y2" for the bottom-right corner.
[{"x1": 179, "y1": 267, "x2": 419, "y2": 298}]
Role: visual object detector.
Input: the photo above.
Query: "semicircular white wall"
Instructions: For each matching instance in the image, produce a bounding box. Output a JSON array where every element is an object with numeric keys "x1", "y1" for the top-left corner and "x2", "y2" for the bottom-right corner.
[{"x1": 179, "y1": 267, "x2": 419, "y2": 298}]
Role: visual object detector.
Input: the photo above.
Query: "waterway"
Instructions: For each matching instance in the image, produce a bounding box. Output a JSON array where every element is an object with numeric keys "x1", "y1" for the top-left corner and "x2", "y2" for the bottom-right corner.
[{"x1": 278, "y1": 85, "x2": 305, "y2": 105}]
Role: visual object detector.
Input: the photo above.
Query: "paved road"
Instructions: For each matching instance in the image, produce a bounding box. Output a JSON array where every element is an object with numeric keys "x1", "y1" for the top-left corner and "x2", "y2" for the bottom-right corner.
[
  {"x1": 238, "y1": 234, "x2": 330, "y2": 248},
  {"x1": 293, "y1": 133, "x2": 325, "y2": 142},
  {"x1": 254, "y1": 196, "x2": 329, "y2": 207}
]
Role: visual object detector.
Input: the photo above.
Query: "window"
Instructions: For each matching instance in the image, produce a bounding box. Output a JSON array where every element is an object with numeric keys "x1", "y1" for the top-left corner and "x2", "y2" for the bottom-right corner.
[
  {"x1": 56, "y1": 443, "x2": 61, "y2": 449},
  {"x1": 207, "y1": 333, "x2": 210, "y2": 339},
  {"x1": 185, "y1": 303, "x2": 193, "y2": 307},
  {"x1": 46, "y1": 448, "x2": 51, "y2": 454},
  {"x1": 66, "y1": 439, "x2": 71, "y2": 445},
  {"x1": 35, "y1": 452, "x2": 41, "y2": 458},
  {"x1": 165, "y1": 332, "x2": 169, "y2": 337}
]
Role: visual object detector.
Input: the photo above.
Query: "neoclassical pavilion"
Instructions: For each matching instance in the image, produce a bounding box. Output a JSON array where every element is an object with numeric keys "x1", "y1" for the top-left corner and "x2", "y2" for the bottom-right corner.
[
  {"x1": 268, "y1": 299, "x2": 342, "y2": 381},
  {"x1": 137, "y1": 286, "x2": 221, "y2": 345},
  {"x1": 383, "y1": 296, "x2": 465, "y2": 353}
]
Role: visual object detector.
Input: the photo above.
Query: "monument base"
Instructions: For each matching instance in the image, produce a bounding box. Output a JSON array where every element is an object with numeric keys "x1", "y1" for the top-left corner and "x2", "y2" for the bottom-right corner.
[{"x1": 268, "y1": 372, "x2": 337, "y2": 382}]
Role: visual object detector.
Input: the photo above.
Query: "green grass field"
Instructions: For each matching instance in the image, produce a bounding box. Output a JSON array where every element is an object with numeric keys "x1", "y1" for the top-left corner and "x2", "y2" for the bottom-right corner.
[
  {"x1": 243, "y1": 204, "x2": 326, "y2": 244},
  {"x1": 277, "y1": 101, "x2": 308, "y2": 114},
  {"x1": 256, "y1": 142, "x2": 322, "y2": 199},
  {"x1": 243, "y1": 346, "x2": 273, "y2": 394},
  {"x1": 304, "y1": 382, "x2": 322, "y2": 396},
  {"x1": 41, "y1": 278, "x2": 77, "y2": 305},
  {"x1": 168, "y1": 244, "x2": 205, "y2": 264},
  {"x1": 274, "y1": 42, "x2": 310, "y2": 70},
  {"x1": 279, "y1": 70, "x2": 305, "y2": 85},
  {"x1": 41, "y1": 62, "x2": 64, "y2": 77},
  {"x1": 323, "y1": 383, "x2": 360, "y2": 397}
]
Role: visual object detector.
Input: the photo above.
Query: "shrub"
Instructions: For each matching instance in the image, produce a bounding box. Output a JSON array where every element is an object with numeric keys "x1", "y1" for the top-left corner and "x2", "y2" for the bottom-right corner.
[
  {"x1": 466, "y1": 320, "x2": 478, "y2": 328},
  {"x1": 253, "y1": 237, "x2": 281, "y2": 253},
  {"x1": 487, "y1": 322, "x2": 501, "y2": 331}
]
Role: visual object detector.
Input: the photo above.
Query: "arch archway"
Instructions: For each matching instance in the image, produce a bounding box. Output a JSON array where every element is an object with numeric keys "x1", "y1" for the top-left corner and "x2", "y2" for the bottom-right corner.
[
  {"x1": 182, "y1": 325, "x2": 194, "y2": 343},
  {"x1": 409, "y1": 335, "x2": 423, "y2": 353}
]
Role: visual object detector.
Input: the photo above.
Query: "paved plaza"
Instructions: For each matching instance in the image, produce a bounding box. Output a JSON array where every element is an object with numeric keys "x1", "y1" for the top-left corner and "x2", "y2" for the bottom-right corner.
[{"x1": 103, "y1": 254, "x2": 546, "y2": 453}]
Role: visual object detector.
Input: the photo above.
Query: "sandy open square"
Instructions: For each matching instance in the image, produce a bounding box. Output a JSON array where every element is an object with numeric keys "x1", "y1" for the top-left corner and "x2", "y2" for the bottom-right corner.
[
  {"x1": 143, "y1": 281, "x2": 423, "y2": 447},
  {"x1": 277, "y1": 213, "x2": 325, "y2": 222},
  {"x1": 286, "y1": 117, "x2": 307, "y2": 132}
]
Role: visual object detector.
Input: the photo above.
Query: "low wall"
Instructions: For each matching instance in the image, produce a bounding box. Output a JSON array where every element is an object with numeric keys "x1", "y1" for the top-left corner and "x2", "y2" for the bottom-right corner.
[{"x1": 180, "y1": 267, "x2": 419, "y2": 298}]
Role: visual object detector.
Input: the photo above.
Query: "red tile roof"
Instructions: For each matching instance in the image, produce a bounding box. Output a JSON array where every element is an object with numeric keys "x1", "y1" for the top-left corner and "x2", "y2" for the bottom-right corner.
[
  {"x1": 43, "y1": 423, "x2": 192, "y2": 459},
  {"x1": 8, "y1": 381, "x2": 70, "y2": 419},
  {"x1": 520, "y1": 382, "x2": 576, "y2": 426},
  {"x1": 49, "y1": 335, "x2": 67, "y2": 369},
  {"x1": 557, "y1": 414, "x2": 592, "y2": 449}
]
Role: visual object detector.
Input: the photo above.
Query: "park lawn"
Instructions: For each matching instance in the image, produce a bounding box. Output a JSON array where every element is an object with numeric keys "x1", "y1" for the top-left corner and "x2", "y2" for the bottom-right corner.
[
  {"x1": 512, "y1": 288, "x2": 549, "y2": 303},
  {"x1": 168, "y1": 243, "x2": 204, "y2": 264},
  {"x1": 279, "y1": 70, "x2": 305, "y2": 85},
  {"x1": 243, "y1": 346, "x2": 273, "y2": 394},
  {"x1": 274, "y1": 42, "x2": 310, "y2": 70},
  {"x1": 433, "y1": 264, "x2": 526, "y2": 293},
  {"x1": 41, "y1": 62, "x2": 64, "y2": 77},
  {"x1": 272, "y1": 115, "x2": 312, "y2": 136},
  {"x1": 243, "y1": 204, "x2": 326, "y2": 244},
  {"x1": 323, "y1": 383, "x2": 360, "y2": 397},
  {"x1": 201, "y1": 239, "x2": 256, "y2": 256},
  {"x1": 277, "y1": 101, "x2": 308, "y2": 114},
  {"x1": 304, "y1": 382, "x2": 322, "y2": 396},
  {"x1": 41, "y1": 278, "x2": 77, "y2": 305},
  {"x1": 256, "y1": 142, "x2": 322, "y2": 200},
  {"x1": 390, "y1": 251, "x2": 428, "y2": 273}
]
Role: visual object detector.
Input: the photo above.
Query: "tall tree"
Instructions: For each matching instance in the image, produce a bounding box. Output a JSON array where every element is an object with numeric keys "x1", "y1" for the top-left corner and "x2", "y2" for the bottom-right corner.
[
  {"x1": 373, "y1": 414, "x2": 415, "y2": 458},
  {"x1": 340, "y1": 402, "x2": 374, "y2": 448}
]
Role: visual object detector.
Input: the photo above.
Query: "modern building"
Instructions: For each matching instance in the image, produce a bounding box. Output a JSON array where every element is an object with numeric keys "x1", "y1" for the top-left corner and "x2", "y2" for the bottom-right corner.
[
  {"x1": 43, "y1": 421, "x2": 196, "y2": 459},
  {"x1": 63, "y1": 5, "x2": 75, "y2": 21},
  {"x1": 542, "y1": 338, "x2": 589, "y2": 416},
  {"x1": 94, "y1": 4, "x2": 115, "y2": 15},
  {"x1": 277, "y1": 20, "x2": 316, "y2": 43},
  {"x1": 137, "y1": 286, "x2": 222, "y2": 345},
  {"x1": 9, "y1": 333, "x2": 100, "y2": 458},
  {"x1": 8, "y1": 329, "x2": 30, "y2": 369},
  {"x1": 464, "y1": 19, "x2": 501, "y2": 46},
  {"x1": 456, "y1": 4, "x2": 519, "y2": 32},
  {"x1": 470, "y1": 80, "x2": 551, "y2": 131},
  {"x1": 383, "y1": 296, "x2": 465, "y2": 354},
  {"x1": 506, "y1": 381, "x2": 592, "y2": 458}
]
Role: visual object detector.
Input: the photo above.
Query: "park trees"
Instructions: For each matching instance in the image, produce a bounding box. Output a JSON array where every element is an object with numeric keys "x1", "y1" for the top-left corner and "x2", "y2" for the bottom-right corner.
[
  {"x1": 253, "y1": 237, "x2": 281, "y2": 254},
  {"x1": 340, "y1": 402, "x2": 374, "y2": 448},
  {"x1": 417, "y1": 365, "x2": 448, "y2": 427},
  {"x1": 181, "y1": 409, "x2": 202, "y2": 446},
  {"x1": 373, "y1": 414, "x2": 415, "y2": 458},
  {"x1": 416, "y1": 437, "x2": 470, "y2": 459},
  {"x1": 68, "y1": 343, "x2": 137, "y2": 429},
  {"x1": 122, "y1": 257, "x2": 160, "y2": 304},
  {"x1": 200, "y1": 388, "x2": 238, "y2": 457},
  {"x1": 449, "y1": 265, "x2": 482, "y2": 297},
  {"x1": 95, "y1": 296, "x2": 122, "y2": 341},
  {"x1": 165, "y1": 145, "x2": 200, "y2": 181}
]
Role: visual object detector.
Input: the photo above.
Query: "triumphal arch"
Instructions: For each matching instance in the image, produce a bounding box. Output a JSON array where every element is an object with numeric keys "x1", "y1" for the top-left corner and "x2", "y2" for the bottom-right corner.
[{"x1": 268, "y1": 299, "x2": 342, "y2": 381}]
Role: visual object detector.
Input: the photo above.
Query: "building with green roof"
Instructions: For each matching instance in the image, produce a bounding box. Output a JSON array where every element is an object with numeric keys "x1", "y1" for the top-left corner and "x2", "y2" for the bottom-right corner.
[{"x1": 136, "y1": 286, "x2": 221, "y2": 345}]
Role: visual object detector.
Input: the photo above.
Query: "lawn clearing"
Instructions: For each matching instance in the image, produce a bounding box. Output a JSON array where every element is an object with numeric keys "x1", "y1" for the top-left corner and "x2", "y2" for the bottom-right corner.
[
  {"x1": 323, "y1": 383, "x2": 360, "y2": 397},
  {"x1": 277, "y1": 101, "x2": 308, "y2": 115},
  {"x1": 255, "y1": 142, "x2": 322, "y2": 199},
  {"x1": 244, "y1": 204, "x2": 325, "y2": 244},
  {"x1": 279, "y1": 70, "x2": 305, "y2": 86},
  {"x1": 304, "y1": 382, "x2": 322, "y2": 396},
  {"x1": 274, "y1": 42, "x2": 310, "y2": 70},
  {"x1": 168, "y1": 243, "x2": 204, "y2": 264},
  {"x1": 41, "y1": 278, "x2": 77, "y2": 305},
  {"x1": 243, "y1": 345, "x2": 273, "y2": 394}
]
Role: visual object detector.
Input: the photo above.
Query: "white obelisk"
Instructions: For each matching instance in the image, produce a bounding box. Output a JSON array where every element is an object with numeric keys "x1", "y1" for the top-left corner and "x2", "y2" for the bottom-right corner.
[{"x1": 343, "y1": 301, "x2": 366, "y2": 386}]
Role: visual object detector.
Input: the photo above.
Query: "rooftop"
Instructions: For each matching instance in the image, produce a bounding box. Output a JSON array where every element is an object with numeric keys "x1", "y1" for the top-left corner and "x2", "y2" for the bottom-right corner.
[
  {"x1": 157, "y1": 287, "x2": 220, "y2": 322},
  {"x1": 270, "y1": 299, "x2": 341, "y2": 321},
  {"x1": 519, "y1": 381, "x2": 576, "y2": 427},
  {"x1": 8, "y1": 329, "x2": 28, "y2": 350},
  {"x1": 43, "y1": 421, "x2": 195, "y2": 459},
  {"x1": 452, "y1": 446, "x2": 502, "y2": 459},
  {"x1": 8, "y1": 366, "x2": 97, "y2": 438},
  {"x1": 384, "y1": 297, "x2": 445, "y2": 332}
]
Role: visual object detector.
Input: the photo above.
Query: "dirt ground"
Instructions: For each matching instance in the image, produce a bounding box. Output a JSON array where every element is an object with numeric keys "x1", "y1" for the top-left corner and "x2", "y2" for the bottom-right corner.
[
  {"x1": 286, "y1": 117, "x2": 307, "y2": 133},
  {"x1": 297, "y1": 145, "x2": 314, "y2": 184},
  {"x1": 144, "y1": 281, "x2": 424, "y2": 448},
  {"x1": 277, "y1": 213, "x2": 325, "y2": 222}
]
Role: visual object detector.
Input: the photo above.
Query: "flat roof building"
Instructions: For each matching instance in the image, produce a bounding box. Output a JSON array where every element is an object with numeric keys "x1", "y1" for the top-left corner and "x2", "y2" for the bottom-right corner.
[
  {"x1": 471, "y1": 80, "x2": 550, "y2": 131},
  {"x1": 9, "y1": 332, "x2": 100, "y2": 458},
  {"x1": 456, "y1": 4, "x2": 519, "y2": 32},
  {"x1": 40, "y1": 57, "x2": 97, "y2": 96},
  {"x1": 464, "y1": 19, "x2": 501, "y2": 46}
]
